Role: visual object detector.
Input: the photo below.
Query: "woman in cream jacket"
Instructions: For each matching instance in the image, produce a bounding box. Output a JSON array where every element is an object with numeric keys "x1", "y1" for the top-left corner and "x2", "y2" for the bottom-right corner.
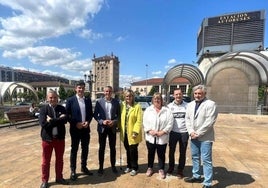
[{"x1": 143, "y1": 92, "x2": 173, "y2": 179}]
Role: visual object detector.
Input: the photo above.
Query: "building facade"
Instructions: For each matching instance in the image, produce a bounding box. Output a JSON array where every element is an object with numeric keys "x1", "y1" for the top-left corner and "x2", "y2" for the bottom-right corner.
[
  {"x1": 91, "y1": 53, "x2": 120, "y2": 99},
  {"x1": 0, "y1": 66, "x2": 70, "y2": 84},
  {"x1": 131, "y1": 77, "x2": 190, "y2": 97},
  {"x1": 160, "y1": 10, "x2": 268, "y2": 114}
]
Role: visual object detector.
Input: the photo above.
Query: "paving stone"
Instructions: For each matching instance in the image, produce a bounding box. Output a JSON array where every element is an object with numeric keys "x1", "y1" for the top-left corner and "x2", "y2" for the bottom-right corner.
[{"x1": 0, "y1": 113, "x2": 267, "y2": 187}]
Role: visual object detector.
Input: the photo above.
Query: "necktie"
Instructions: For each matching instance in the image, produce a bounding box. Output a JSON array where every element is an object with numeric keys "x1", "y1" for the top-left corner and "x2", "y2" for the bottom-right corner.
[
  {"x1": 194, "y1": 102, "x2": 201, "y2": 115},
  {"x1": 51, "y1": 106, "x2": 58, "y2": 136}
]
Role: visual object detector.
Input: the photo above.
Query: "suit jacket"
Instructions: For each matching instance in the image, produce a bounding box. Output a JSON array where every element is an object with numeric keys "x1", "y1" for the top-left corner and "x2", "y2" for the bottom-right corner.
[
  {"x1": 66, "y1": 95, "x2": 93, "y2": 133},
  {"x1": 185, "y1": 98, "x2": 218, "y2": 141},
  {"x1": 93, "y1": 98, "x2": 120, "y2": 134},
  {"x1": 39, "y1": 104, "x2": 67, "y2": 141}
]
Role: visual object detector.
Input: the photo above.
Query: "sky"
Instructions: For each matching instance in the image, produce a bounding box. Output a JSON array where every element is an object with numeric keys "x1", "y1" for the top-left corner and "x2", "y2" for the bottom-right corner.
[{"x1": 0, "y1": 0, "x2": 267, "y2": 88}]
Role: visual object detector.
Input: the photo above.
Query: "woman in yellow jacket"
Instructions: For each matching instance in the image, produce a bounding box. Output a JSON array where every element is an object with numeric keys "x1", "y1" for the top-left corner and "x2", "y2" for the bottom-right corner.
[{"x1": 119, "y1": 89, "x2": 143, "y2": 176}]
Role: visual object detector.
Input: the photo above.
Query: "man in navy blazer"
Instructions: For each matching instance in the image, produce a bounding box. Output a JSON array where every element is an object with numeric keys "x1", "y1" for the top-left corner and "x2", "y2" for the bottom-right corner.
[
  {"x1": 93, "y1": 86, "x2": 120, "y2": 175},
  {"x1": 66, "y1": 81, "x2": 93, "y2": 181}
]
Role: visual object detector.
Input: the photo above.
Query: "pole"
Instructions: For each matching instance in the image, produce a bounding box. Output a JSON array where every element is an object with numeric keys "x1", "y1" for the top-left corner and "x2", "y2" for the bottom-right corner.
[
  {"x1": 146, "y1": 64, "x2": 148, "y2": 96},
  {"x1": 119, "y1": 132, "x2": 122, "y2": 170}
]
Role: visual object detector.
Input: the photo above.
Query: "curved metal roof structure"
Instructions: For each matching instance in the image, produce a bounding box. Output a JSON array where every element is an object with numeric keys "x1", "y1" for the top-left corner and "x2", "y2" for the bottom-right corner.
[
  {"x1": 163, "y1": 64, "x2": 204, "y2": 89},
  {"x1": 0, "y1": 82, "x2": 39, "y2": 105},
  {"x1": 208, "y1": 51, "x2": 268, "y2": 85}
]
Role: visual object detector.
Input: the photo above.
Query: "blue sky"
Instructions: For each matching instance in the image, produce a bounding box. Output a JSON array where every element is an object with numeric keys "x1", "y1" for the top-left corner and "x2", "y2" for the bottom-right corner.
[{"x1": 0, "y1": 0, "x2": 267, "y2": 87}]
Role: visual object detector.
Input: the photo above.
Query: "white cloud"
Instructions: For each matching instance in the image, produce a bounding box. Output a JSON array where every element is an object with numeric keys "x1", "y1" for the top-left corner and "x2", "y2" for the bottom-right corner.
[
  {"x1": 152, "y1": 71, "x2": 161, "y2": 75},
  {"x1": 119, "y1": 74, "x2": 142, "y2": 88},
  {"x1": 79, "y1": 29, "x2": 103, "y2": 40},
  {"x1": 168, "y1": 58, "x2": 176, "y2": 64},
  {"x1": 115, "y1": 36, "x2": 127, "y2": 42},
  {"x1": 62, "y1": 58, "x2": 93, "y2": 72},
  {"x1": 0, "y1": 0, "x2": 105, "y2": 62},
  {"x1": 165, "y1": 65, "x2": 170, "y2": 69},
  {"x1": 3, "y1": 46, "x2": 81, "y2": 65}
]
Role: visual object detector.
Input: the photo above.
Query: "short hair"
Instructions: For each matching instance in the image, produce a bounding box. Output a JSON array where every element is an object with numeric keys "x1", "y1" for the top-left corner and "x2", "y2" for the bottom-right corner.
[
  {"x1": 47, "y1": 89, "x2": 58, "y2": 96},
  {"x1": 193, "y1": 85, "x2": 207, "y2": 93},
  {"x1": 76, "y1": 80, "x2": 85, "y2": 87},
  {"x1": 152, "y1": 92, "x2": 163, "y2": 106},
  {"x1": 104, "y1": 86, "x2": 113, "y2": 91},
  {"x1": 173, "y1": 88, "x2": 183, "y2": 92}
]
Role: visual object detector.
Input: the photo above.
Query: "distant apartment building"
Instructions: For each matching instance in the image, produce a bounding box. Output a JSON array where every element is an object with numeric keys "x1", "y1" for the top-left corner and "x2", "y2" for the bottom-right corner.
[
  {"x1": 91, "y1": 53, "x2": 120, "y2": 99},
  {"x1": 0, "y1": 66, "x2": 75, "y2": 102},
  {"x1": 0, "y1": 66, "x2": 70, "y2": 84},
  {"x1": 131, "y1": 77, "x2": 190, "y2": 96}
]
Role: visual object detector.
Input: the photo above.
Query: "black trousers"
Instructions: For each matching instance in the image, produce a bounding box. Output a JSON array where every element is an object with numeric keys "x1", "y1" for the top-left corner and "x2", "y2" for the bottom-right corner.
[
  {"x1": 146, "y1": 141, "x2": 167, "y2": 170},
  {"x1": 98, "y1": 128, "x2": 116, "y2": 169},
  {"x1": 124, "y1": 134, "x2": 139, "y2": 171},
  {"x1": 168, "y1": 131, "x2": 189, "y2": 170},
  {"x1": 70, "y1": 130, "x2": 90, "y2": 171}
]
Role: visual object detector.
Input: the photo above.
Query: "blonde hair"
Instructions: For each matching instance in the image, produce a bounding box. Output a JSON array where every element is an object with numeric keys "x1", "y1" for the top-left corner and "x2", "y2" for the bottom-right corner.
[
  {"x1": 152, "y1": 92, "x2": 163, "y2": 106},
  {"x1": 124, "y1": 89, "x2": 135, "y2": 106}
]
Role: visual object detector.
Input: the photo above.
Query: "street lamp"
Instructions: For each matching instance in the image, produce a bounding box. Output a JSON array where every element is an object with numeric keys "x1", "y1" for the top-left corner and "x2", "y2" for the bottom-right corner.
[
  {"x1": 145, "y1": 64, "x2": 148, "y2": 96},
  {"x1": 84, "y1": 70, "x2": 96, "y2": 98}
]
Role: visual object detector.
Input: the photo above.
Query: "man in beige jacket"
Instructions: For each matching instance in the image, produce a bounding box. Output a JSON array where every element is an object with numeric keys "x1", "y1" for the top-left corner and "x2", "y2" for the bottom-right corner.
[{"x1": 184, "y1": 85, "x2": 218, "y2": 188}]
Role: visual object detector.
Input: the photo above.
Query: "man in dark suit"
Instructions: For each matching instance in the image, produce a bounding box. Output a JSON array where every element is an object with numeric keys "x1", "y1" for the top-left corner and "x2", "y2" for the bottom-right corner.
[
  {"x1": 66, "y1": 81, "x2": 93, "y2": 181},
  {"x1": 93, "y1": 86, "x2": 120, "y2": 175}
]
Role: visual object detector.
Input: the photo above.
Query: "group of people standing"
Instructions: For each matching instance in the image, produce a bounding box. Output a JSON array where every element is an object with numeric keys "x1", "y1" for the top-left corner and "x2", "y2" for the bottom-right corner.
[{"x1": 38, "y1": 82, "x2": 217, "y2": 188}]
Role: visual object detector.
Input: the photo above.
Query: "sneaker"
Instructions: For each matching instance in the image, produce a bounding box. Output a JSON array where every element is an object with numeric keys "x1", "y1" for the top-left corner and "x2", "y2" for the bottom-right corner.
[
  {"x1": 124, "y1": 167, "x2": 131, "y2": 173},
  {"x1": 159, "y1": 169, "x2": 166, "y2": 179},
  {"x1": 130, "y1": 169, "x2": 138, "y2": 176},
  {"x1": 146, "y1": 168, "x2": 153, "y2": 177}
]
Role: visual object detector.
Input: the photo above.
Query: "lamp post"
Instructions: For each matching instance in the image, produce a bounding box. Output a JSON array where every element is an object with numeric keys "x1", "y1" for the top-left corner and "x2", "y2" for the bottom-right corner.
[
  {"x1": 145, "y1": 64, "x2": 148, "y2": 96},
  {"x1": 84, "y1": 70, "x2": 96, "y2": 98}
]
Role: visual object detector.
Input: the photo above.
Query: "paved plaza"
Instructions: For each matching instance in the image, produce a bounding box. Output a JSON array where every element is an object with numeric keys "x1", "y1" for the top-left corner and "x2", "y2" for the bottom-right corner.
[{"x1": 0, "y1": 113, "x2": 267, "y2": 188}]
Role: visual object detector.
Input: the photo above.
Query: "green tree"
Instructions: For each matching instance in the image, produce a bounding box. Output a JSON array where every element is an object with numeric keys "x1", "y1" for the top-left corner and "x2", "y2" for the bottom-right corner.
[
  {"x1": 258, "y1": 85, "x2": 266, "y2": 104},
  {"x1": 58, "y1": 85, "x2": 67, "y2": 101},
  {"x1": 66, "y1": 89, "x2": 75, "y2": 98},
  {"x1": 148, "y1": 86, "x2": 158, "y2": 96},
  {"x1": 37, "y1": 90, "x2": 46, "y2": 101}
]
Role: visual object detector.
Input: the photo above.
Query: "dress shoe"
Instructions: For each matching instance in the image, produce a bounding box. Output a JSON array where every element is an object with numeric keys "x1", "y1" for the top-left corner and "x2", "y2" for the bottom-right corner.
[
  {"x1": 166, "y1": 167, "x2": 174, "y2": 175},
  {"x1": 202, "y1": 185, "x2": 212, "y2": 188},
  {"x1": 177, "y1": 169, "x2": 184, "y2": 179},
  {"x1": 81, "y1": 167, "x2": 93, "y2": 175},
  {"x1": 40, "y1": 182, "x2": 48, "y2": 188},
  {"x1": 112, "y1": 166, "x2": 118, "y2": 173},
  {"x1": 184, "y1": 177, "x2": 202, "y2": 183},
  {"x1": 97, "y1": 168, "x2": 104, "y2": 176},
  {"x1": 56, "y1": 178, "x2": 69, "y2": 185},
  {"x1": 70, "y1": 171, "x2": 77, "y2": 181}
]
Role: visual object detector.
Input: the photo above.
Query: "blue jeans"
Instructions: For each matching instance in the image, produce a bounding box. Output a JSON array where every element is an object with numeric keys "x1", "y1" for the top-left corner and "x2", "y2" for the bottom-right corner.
[{"x1": 190, "y1": 139, "x2": 213, "y2": 186}]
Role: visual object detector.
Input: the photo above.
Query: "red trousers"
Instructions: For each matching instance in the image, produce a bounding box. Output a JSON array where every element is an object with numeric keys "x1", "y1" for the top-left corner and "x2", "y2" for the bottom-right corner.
[{"x1": 41, "y1": 139, "x2": 65, "y2": 182}]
